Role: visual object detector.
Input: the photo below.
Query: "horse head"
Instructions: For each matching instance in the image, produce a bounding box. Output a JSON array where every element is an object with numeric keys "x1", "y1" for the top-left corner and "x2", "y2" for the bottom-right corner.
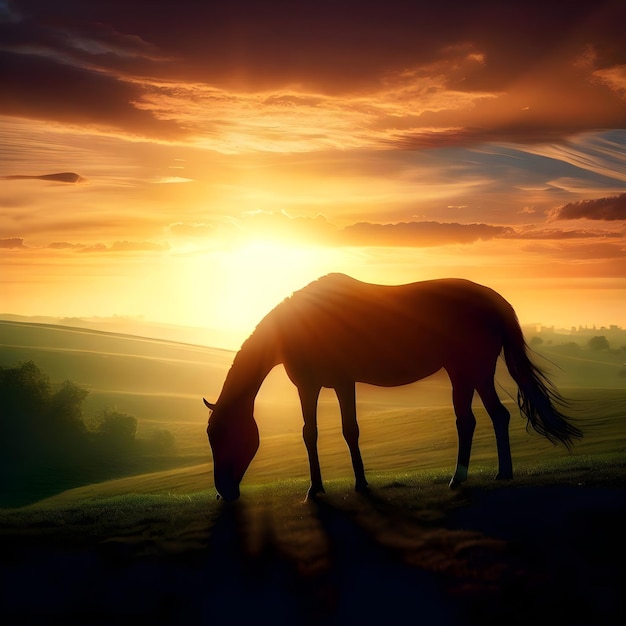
[{"x1": 204, "y1": 397, "x2": 259, "y2": 501}]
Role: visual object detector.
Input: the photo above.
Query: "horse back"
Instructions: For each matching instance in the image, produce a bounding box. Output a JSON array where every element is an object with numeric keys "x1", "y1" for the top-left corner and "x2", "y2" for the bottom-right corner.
[{"x1": 268, "y1": 275, "x2": 513, "y2": 386}]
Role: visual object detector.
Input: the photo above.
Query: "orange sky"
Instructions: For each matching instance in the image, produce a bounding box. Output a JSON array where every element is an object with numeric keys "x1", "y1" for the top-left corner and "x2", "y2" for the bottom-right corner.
[{"x1": 1, "y1": 1, "x2": 625, "y2": 348}]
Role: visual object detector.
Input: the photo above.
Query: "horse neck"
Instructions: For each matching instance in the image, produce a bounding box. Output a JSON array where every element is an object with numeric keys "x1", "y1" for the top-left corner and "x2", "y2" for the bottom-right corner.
[{"x1": 217, "y1": 325, "x2": 280, "y2": 408}]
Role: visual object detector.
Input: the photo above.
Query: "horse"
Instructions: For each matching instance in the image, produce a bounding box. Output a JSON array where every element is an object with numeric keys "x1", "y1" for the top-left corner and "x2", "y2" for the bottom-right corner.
[{"x1": 204, "y1": 273, "x2": 581, "y2": 501}]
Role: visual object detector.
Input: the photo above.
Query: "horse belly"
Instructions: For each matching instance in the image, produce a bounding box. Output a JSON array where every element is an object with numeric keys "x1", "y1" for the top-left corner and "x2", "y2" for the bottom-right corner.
[{"x1": 319, "y1": 334, "x2": 443, "y2": 387}]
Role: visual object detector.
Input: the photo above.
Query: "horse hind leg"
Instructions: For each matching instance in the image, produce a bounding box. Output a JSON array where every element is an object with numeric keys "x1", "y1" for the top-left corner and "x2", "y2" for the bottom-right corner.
[
  {"x1": 449, "y1": 378, "x2": 476, "y2": 488},
  {"x1": 477, "y1": 378, "x2": 513, "y2": 480},
  {"x1": 336, "y1": 383, "x2": 368, "y2": 493}
]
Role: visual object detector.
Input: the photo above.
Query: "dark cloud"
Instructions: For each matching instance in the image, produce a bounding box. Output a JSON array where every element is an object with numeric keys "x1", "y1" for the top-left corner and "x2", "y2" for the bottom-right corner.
[
  {"x1": 552, "y1": 194, "x2": 626, "y2": 221},
  {"x1": 21, "y1": 0, "x2": 620, "y2": 92},
  {"x1": 340, "y1": 221, "x2": 510, "y2": 247},
  {"x1": 337, "y1": 220, "x2": 625, "y2": 247},
  {"x1": 0, "y1": 237, "x2": 27, "y2": 249},
  {"x1": 506, "y1": 228, "x2": 623, "y2": 240},
  {"x1": 3, "y1": 172, "x2": 85, "y2": 183},
  {"x1": 47, "y1": 242, "x2": 84, "y2": 249},
  {"x1": 2, "y1": 1, "x2": 624, "y2": 145},
  {"x1": 0, "y1": 48, "x2": 183, "y2": 140}
]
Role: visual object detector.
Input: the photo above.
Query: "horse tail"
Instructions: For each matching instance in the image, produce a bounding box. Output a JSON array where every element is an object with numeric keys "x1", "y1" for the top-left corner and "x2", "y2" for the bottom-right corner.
[{"x1": 500, "y1": 308, "x2": 583, "y2": 448}]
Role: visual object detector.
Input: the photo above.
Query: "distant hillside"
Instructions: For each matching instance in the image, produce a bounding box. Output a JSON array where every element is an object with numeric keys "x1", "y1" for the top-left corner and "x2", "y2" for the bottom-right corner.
[
  {"x1": 0, "y1": 314, "x2": 244, "y2": 350},
  {"x1": 0, "y1": 320, "x2": 240, "y2": 458},
  {"x1": 0, "y1": 319, "x2": 234, "y2": 393}
]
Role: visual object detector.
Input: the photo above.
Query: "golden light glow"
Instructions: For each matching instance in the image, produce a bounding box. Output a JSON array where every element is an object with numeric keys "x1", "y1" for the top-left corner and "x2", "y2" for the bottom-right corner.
[
  {"x1": 160, "y1": 238, "x2": 356, "y2": 346},
  {"x1": 1, "y1": 3, "x2": 624, "y2": 347}
]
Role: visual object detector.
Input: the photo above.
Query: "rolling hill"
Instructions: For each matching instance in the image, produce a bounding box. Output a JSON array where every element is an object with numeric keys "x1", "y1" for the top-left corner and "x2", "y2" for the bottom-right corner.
[{"x1": 1, "y1": 320, "x2": 625, "y2": 505}]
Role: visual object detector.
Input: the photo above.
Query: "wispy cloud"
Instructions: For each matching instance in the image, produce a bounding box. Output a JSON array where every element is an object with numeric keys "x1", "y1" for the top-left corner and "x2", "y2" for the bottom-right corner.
[
  {"x1": 79, "y1": 241, "x2": 170, "y2": 253},
  {"x1": 522, "y1": 241, "x2": 626, "y2": 263},
  {"x1": 518, "y1": 132, "x2": 626, "y2": 184},
  {"x1": 3, "y1": 172, "x2": 85, "y2": 183},
  {"x1": 593, "y1": 65, "x2": 626, "y2": 98},
  {"x1": 1, "y1": 239, "x2": 169, "y2": 253}
]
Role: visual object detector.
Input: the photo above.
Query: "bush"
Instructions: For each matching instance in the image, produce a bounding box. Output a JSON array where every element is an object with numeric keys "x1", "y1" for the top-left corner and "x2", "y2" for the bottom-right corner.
[
  {"x1": 0, "y1": 361, "x2": 176, "y2": 506},
  {"x1": 588, "y1": 336, "x2": 610, "y2": 351},
  {"x1": 95, "y1": 409, "x2": 138, "y2": 453}
]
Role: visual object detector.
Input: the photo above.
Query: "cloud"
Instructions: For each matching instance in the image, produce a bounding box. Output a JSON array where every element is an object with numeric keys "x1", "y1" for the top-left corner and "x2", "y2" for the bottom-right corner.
[
  {"x1": 3, "y1": 172, "x2": 85, "y2": 183},
  {"x1": 522, "y1": 241, "x2": 626, "y2": 263},
  {"x1": 78, "y1": 241, "x2": 170, "y2": 253},
  {"x1": 25, "y1": 214, "x2": 514, "y2": 251},
  {"x1": 335, "y1": 219, "x2": 625, "y2": 248},
  {"x1": 339, "y1": 221, "x2": 510, "y2": 247},
  {"x1": 551, "y1": 194, "x2": 626, "y2": 221},
  {"x1": 129, "y1": 213, "x2": 626, "y2": 251},
  {"x1": 1, "y1": 239, "x2": 170, "y2": 253},
  {"x1": 154, "y1": 176, "x2": 194, "y2": 184},
  {"x1": 0, "y1": 49, "x2": 184, "y2": 141},
  {"x1": 166, "y1": 222, "x2": 215, "y2": 237},
  {"x1": 0, "y1": 2, "x2": 624, "y2": 150},
  {"x1": 238, "y1": 210, "x2": 336, "y2": 241},
  {"x1": 47, "y1": 242, "x2": 85, "y2": 249},
  {"x1": 592, "y1": 65, "x2": 626, "y2": 98},
  {"x1": 164, "y1": 212, "x2": 338, "y2": 246},
  {"x1": 505, "y1": 228, "x2": 623, "y2": 240},
  {"x1": 0, "y1": 237, "x2": 27, "y2": 249}
]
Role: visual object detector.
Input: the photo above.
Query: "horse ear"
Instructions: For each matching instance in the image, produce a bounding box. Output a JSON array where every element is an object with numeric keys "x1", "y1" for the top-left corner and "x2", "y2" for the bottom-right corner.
[{"x1": 203, "y1": 398, "x2": 216, "y2": 410}]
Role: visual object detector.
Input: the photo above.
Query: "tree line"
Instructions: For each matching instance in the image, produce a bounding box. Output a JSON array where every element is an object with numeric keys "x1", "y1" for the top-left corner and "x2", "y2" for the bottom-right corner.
[{"x1": 0, "y1": 361, "x2": 175, "y2": 506}]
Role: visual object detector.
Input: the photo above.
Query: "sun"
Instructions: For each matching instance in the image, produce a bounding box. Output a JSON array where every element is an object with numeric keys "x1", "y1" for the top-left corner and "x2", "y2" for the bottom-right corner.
[{"x1": 171, "y1": 238, "x2": 350, "y2": 347}]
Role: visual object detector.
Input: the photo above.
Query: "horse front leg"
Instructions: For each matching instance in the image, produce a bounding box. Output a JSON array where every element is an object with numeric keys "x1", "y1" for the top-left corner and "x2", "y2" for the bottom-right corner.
[
  {"x1": 298, "y1": 385, "x2": 324, "y2": 500},
  {"x1": 336, "y1": 383, "x2": 368, "y2": 493},
  {"x1": 449, "y1": 379, "x2": 476, "y2": 488}
]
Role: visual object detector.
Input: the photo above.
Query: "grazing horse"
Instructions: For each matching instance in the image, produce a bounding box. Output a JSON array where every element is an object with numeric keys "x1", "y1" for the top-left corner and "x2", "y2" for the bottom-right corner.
[{"x1": 204, "y1": 274, "x2": 581, "y2": 501}]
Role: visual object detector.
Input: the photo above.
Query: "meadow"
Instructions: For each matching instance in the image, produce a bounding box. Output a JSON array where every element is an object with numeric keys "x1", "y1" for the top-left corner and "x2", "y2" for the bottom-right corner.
[{"x1": 0, "y1": 319, "x2": 624, "y2": 624}]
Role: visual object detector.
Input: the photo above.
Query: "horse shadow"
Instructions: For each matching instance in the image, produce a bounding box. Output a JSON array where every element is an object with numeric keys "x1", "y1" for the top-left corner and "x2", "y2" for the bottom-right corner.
[
  {"x1": 204, "y1": 480, "x2": 625, "y2": 626},
  {"x1": 204, "y1": 488, "x2": 498, "y2": 625}
]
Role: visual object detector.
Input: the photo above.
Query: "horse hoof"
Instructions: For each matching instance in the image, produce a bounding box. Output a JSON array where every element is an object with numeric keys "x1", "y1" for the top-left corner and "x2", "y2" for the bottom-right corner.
[
  {"x1": 305, "y1": 485, "x2": 325, "y2": 502},
  {"x1": 496, "y1": 473, "x2": 513, "y2": 481},
  {"x1": 449, "y1": 477, "x2": 463, "y2": 489},
  {"x1": 355, "y1": 481, "x2": 369, "y2": 493}
]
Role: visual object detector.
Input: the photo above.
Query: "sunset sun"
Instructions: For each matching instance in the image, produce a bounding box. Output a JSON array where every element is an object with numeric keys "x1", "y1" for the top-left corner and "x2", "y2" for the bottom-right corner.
[
  {"x1": 0, "y1": 0, "x2": 624, "y2": 343},
  {"x1": 163, "y1": 236, "x2": 351, "y2": 345}
]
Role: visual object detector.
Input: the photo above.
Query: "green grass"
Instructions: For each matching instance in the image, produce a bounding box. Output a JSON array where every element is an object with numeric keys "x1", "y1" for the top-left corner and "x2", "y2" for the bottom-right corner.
[
  {"x1": 2, "y1": 452, "x2": 622, "y2": 530},
  {"x1": 1, "y1": 450, "x2": 623, "y2": 625}
]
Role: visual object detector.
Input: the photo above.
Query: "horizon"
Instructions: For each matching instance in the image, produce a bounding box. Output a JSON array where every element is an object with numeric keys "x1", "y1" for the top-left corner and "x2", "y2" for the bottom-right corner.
[
  {"x1": 1, "y1": 1, "x2": 624, "y2": 335},
  {"x1": 2, "y1": 310, "x2": 624, "y2": 353}
]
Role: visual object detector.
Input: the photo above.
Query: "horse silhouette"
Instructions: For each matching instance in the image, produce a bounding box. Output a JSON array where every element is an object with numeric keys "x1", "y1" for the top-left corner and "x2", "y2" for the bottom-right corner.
[{"x1": 204, "y1": 274, "x2": 581, "y2": 500}]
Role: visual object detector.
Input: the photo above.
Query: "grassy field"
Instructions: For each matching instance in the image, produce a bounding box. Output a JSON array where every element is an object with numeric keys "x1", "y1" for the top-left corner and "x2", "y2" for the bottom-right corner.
[
  {"x1": 1, "y1": 320, "x2": 624, "y2": 624},
  {"x1": 1, "y1": 319, "x2": 624, "y2": 496},
  {"x1": 0, "y1": 457, "x2": 624, "y2": 625}
]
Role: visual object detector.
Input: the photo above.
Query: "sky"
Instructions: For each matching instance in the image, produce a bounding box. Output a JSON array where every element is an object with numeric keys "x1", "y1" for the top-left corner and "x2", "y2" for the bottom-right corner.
[{"x1": 1, "y1": 0, "x2": 625, "y2": 349}]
